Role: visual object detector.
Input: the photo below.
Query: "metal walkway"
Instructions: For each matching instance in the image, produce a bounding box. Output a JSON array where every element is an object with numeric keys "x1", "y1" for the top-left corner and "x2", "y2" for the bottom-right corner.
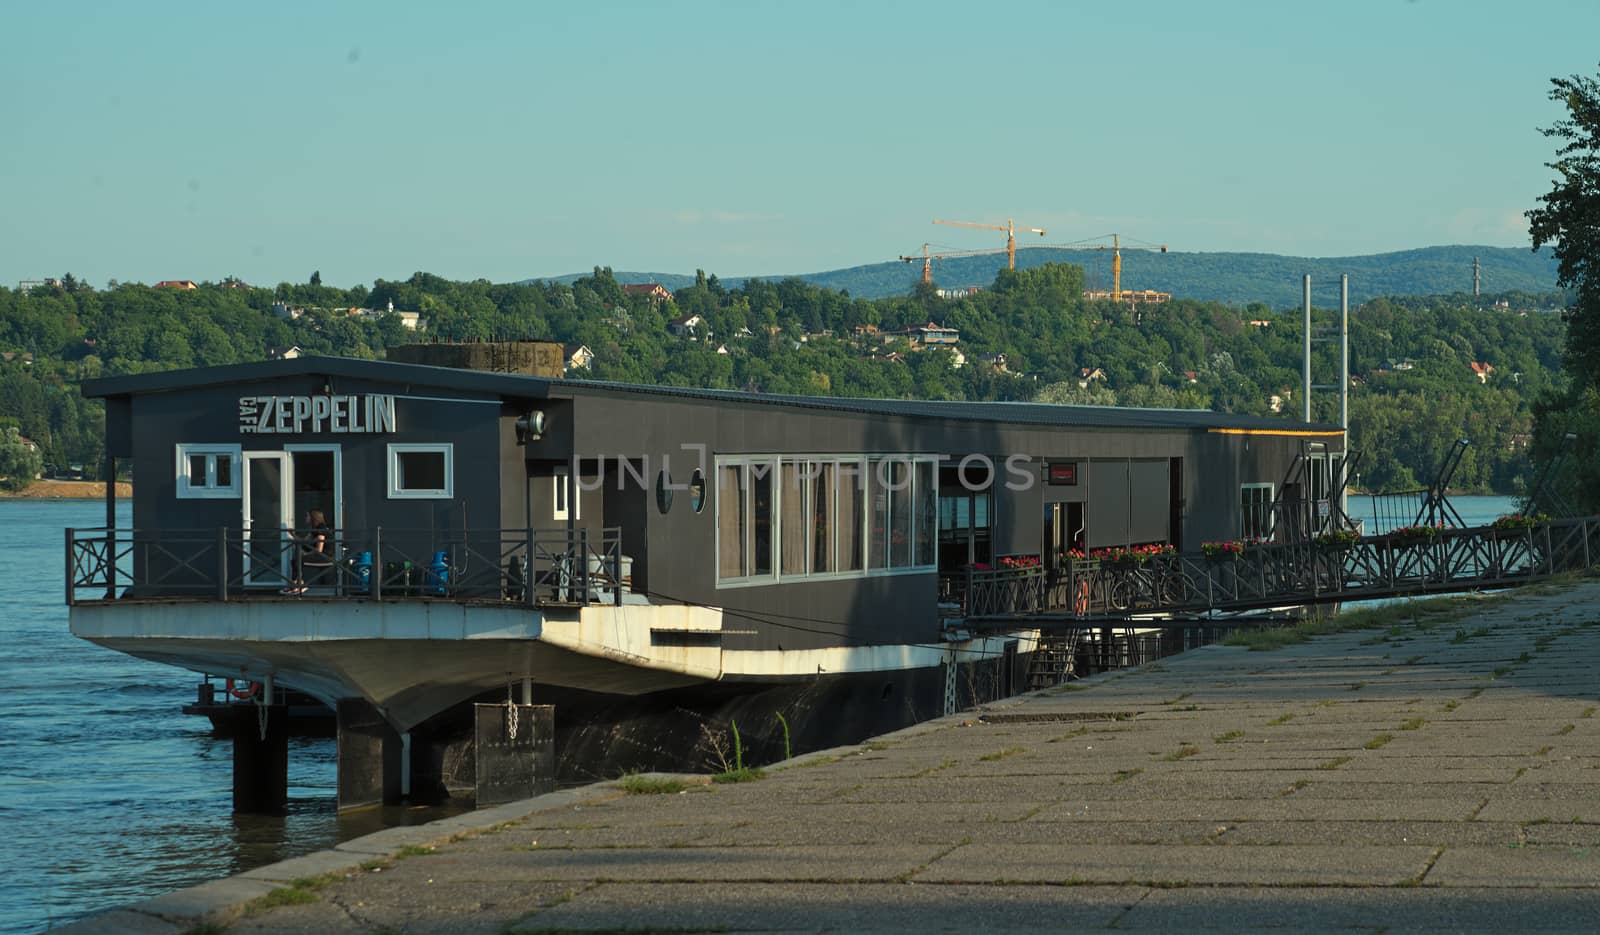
[{"x1": 960, "y1": 515, "x2": 1600, "y2": 632}]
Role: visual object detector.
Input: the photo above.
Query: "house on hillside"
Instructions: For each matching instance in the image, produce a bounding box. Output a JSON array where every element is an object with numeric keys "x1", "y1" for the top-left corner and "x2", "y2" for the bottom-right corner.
[
  {"x1": 154, "y1": 280, "x2": 199, "y2": 290},
  {"x1": 669, "y1": 314, "x2": 706, "y2": 339},
  {"x1": 622, "y1": 283, "x2": 672, "y2": 304},
  {"x1": 220, "y1": 279, "x2": 253, "y2": 290},
  {"x1": 981, "y1": 352, "x2": 1010, "y2": 374},
  {"x1": 265, "y1": 345, "x2": 303, "y2": 361},
  {"x1": 1469, "y1": 362, "x2": 1495, "y2": 384},
  {"x1": 1, "y1": 351, "x2": 36, "y2": 365},
  {"x1": 1078, "y1": 367, "x2": 1107, "y2": 388},
  {"x1": 891, "y1": 322, "x2": 960, "y2": 347},
  {"x1": 1182, "y1": 370, "x2": 1199, "y2": 384},
  {"x1": 564, "y1": 344, "x2": 594, "y2": 373},
  {"x1": 269, "y1": 303, "x2": 306, "y2": 320}
]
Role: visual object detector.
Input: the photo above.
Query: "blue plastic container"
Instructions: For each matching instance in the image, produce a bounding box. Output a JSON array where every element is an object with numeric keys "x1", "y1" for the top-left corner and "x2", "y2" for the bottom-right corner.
[
  {"x1": 426, "y1": 550, "x2": 449, "y2": 596},
  {"x1": 352, "y1": 551, "x2": 373, "y2": 595}
]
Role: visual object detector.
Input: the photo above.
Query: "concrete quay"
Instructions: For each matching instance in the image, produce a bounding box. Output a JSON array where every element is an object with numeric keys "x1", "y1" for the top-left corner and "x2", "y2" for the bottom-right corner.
[{"x1": 57, "y1": 584, "x2": 1600, "y2": 933}]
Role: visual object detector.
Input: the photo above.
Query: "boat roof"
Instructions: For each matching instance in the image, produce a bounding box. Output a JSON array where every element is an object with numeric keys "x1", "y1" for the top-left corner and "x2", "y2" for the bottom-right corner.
[{"x1": 81, "y1": 356, "x2": 1342, "y2": 435}]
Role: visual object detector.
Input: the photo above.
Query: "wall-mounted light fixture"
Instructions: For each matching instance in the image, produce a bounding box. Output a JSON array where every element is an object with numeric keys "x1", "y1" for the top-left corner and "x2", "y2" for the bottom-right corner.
[{"x1": 514, "y1": 410, "x2": 547, "y2": 445}]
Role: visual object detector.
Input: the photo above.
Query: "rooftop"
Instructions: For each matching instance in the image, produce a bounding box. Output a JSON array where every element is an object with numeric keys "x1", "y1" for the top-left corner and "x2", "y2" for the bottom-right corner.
[{"x1": 82, "y1": 357, "x2": 1342, "y2": 435}]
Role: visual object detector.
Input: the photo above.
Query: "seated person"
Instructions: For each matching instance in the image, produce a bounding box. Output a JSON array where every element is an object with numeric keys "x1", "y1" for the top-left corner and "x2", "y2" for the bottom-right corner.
[{"x1": 285, "y1": 509, "x2": 334, "y2": 594}]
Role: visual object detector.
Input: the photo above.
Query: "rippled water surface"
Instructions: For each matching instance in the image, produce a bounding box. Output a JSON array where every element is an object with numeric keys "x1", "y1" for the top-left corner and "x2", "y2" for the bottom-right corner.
[{"x1": 0, "y1": 500, "x2": 412, "y2": 934}]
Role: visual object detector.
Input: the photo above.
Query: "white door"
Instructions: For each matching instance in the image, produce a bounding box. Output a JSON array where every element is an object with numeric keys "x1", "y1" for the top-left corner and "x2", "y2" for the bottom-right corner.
[{"x1": 243, "y1": 451, "x2": 293, "y2": 587}]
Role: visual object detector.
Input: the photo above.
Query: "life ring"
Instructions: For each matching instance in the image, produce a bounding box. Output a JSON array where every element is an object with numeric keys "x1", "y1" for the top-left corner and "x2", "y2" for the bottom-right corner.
[
  {"x1": 226, "y1": 678, "x2": 260, "y2": 700},
  {"x1": 1074, "y1": 580, "x2": 1090, "y2": 615}
]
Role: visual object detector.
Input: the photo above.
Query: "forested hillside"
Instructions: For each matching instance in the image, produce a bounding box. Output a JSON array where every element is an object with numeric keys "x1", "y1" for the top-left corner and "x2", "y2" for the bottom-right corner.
[
  {"x1": 543, "y1": 245, "x2": 1562, "y2": 307},
  {"x1": 0, "y1": 265, "x2": 1566, "y2": 494}
]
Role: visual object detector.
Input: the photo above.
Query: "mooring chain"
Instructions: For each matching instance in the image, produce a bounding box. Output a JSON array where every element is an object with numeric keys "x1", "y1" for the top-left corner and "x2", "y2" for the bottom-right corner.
[
  {"x1": 254, "y1": 682, "x2": 270, "y2": 741},
  {"x1": 505, "y1": 676, "x2": 519, "y2": 742}
]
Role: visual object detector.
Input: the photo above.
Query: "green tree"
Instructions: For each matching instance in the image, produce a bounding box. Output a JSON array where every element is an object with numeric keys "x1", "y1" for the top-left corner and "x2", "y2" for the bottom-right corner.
[
  {"x1": 1528, "y1": 64, "x2": 1600, "y2": 387},
  {"x1": 0, "y1": 425, "x2": 43, "y2": 491},
  {"x1": 1526, "y1": 63, "x2": 1600, "y2": 510}
]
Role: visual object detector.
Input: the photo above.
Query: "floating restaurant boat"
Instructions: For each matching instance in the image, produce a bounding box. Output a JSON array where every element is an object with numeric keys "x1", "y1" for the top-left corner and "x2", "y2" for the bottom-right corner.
[{"x1": 64, "y1": 350, "x2": 1344, "y2": 810}]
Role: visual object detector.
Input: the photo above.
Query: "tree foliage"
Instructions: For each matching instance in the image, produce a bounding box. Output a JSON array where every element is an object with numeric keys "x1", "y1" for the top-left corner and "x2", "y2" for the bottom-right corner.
[
  {"x1": 1526, "y1": 63, "x2": 1600, "y2": 512},
  {"x1": 1528, "y1": 64, "x2": 1600, "y2": 389},
  {"x1": 0, "y1": 425, "x2": 43, "y2": 491},
  {"x1": 0, "y1": 266, "x2": 1566, "y2": 492}
]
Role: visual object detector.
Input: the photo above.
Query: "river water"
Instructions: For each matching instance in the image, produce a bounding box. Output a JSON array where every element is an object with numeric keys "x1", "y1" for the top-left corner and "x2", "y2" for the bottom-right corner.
[
  {"x1": 0, "y1": 500, "x2": 420, "y2": 934},
  {"x1": 0, "y1": 494, "x2": 1520, "y2": 933}
]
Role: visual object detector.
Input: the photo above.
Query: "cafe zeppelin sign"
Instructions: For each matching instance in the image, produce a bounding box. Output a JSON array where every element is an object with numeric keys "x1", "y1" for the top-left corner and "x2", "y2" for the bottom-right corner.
[{"x1": 239, "y1": 394, "x2": 397, "y2": 435}]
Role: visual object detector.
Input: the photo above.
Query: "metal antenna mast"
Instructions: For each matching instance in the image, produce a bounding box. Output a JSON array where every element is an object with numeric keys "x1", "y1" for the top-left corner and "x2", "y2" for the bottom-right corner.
[{"x1": 1301, "y1": 274, "x2": 1350, "y2": 432}]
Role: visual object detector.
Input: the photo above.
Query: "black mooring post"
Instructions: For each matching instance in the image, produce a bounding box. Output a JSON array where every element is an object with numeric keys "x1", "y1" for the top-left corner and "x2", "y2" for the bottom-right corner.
[
  {"x1": 230, "y1": 702, "x2": 289, "y2": 814},
  {"x1": 104, "y1": 453, "x2": 117, "y2": 601},
  {"x1": 65, "y1": 528, "x2": 75, "y2": 606},
  {"x1": 335, "y1": 698, "x2": 404, "y2": 811}
]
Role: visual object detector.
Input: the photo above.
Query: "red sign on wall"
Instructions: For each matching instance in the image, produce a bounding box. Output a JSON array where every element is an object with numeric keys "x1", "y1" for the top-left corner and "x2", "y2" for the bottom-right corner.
[{"x1": 1046, "y1": 462, "x2": 1077, "y2": 486}]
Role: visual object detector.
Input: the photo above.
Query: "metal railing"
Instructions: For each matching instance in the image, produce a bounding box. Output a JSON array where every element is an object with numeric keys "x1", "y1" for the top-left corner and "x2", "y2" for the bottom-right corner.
[
  {"x1": 959, "y1": 516, "x2": 1600, "y2": 623},
  {"x1": 66, "y1": 525, "x2": 627, "y2": 608}
]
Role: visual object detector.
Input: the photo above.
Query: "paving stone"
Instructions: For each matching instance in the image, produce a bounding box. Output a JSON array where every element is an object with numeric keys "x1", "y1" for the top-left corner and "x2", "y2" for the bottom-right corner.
[
  {"x1": 1212, "y1": 819, "x2": 1522, "y2": 847},
  {"x1": 1427, "y1": 844, "x2": 1600, "y2": 886},
  {"x1": 913, "y1": 842, "x2": 1435, "y2": 886},
  {"x1": 128, "y1": 877, "x2": 280, "y2": 923},
  {"x1": 1033, "y1": 796, "x2": 1484, "y2": 823},
  {"x1": 1475, "y1": 798, "x2": 1600, "y2": 823},
  {"x1": 238, "y1": 849, "x2": 374, "y2": 883},
  {"x1": 46, "y1": 910, "x2": 181, "y2": 935},
  {"x1": 520, "y1": 881, "x2": 1142, "y2": 932},
  {"x1": 1122, "y1": 885, "x2": 1600, "y2": 931},
  {"x1": 462, "y1": 844, "x2": 946, "y2": 883}
]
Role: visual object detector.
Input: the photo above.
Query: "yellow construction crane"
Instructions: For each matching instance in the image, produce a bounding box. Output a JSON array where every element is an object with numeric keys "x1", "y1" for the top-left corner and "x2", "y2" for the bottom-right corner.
[
  {"x1": 1038, "y1": 233, "x2": 1168, "y2": 303},
  {"x1": 932, "y1": 218, "x2": 1046, "y2": 270},
  {"x1": 898, "y1": 243, "x2": 1004, "y2": 286}
]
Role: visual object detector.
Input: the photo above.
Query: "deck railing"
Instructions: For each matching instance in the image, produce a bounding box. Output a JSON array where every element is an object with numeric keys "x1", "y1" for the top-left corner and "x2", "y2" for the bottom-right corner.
[
  {"x1": 960, "y1": 516, "x2": 1600, "y2": 622},
  {"x1": 65, "y1": 526, "x2": 627, "y2": 608}
]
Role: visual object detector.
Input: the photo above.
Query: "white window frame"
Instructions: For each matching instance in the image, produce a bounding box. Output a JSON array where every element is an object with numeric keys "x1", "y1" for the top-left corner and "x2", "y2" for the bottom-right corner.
[
  {"x1": 1240, "y1": 482, "x2": 1275, "y2": 540},
  {"x1": 175, "y1": 443, "x2": 242, "y2": 499},
  {"x1": 387, "y1": 443, "x2": 453, "y2": 499},
  {"x1": 552, "y1": 471, "x2": 581, "y2": 521}
]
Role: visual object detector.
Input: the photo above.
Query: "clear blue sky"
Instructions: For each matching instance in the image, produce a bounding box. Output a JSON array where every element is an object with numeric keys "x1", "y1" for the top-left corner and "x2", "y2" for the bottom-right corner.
[{"x1": 3, "y1": 0, "x2": 1596, "y2": 288}]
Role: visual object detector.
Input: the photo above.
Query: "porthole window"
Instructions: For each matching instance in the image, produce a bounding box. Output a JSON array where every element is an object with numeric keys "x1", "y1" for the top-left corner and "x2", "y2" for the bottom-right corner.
[
  {"x1": 689, "y1": 469, "x2": 707, "y2": 513},
  {"x1": 655, "y1": 469, "x2": 674, "y2": 514}
]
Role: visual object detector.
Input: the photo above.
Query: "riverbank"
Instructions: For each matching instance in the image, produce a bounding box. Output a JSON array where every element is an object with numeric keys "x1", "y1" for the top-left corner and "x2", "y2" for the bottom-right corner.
[
  {"x1": 0, "y1": 479, "x2": 131, "y2": 499},
  {"x1": 55, "y1": 580, "x2": 1600, "y2": 933}
]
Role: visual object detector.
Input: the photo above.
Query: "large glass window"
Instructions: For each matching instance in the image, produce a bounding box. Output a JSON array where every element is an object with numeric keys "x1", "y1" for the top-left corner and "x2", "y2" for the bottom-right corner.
[
  {"x1": 780, "y1": 461, "x2": 807, "y2": 575},
  {"x1": 838, "y1": 460, "x2": 864, "y2": 573},
  {"x1": 811, "y1": 461, "x2": 834, "y2": 574},
  {"x1": 751, "y1": 463, "x2": 774, "y2": 576},
  {"x1": 718, "y1": 464, "x2": 747, "y2": 579},
  {"x1": 715, "y1": 454, "x2": 937, "y2": 585},
  {"x1": 915, "y1": 460, "x2": 936, "y2": 567},
  {"x1": 888, "y1": 460, "x2": 913, "y2": 567},
  {"x1": 868, "y1": 462, "x2": 889, "y2": 570}
]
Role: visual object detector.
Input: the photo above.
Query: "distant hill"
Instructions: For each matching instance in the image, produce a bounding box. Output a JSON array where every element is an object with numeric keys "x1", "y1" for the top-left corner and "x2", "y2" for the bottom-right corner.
[{"x1": 531, "y1": 245, "x2": 1561, "y2": 308}]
